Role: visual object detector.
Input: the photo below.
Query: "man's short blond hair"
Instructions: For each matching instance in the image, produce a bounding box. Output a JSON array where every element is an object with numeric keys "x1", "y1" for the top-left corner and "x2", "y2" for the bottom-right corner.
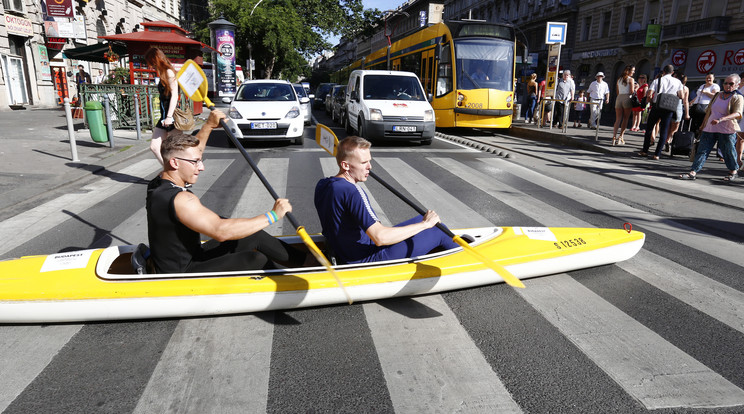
[
  {"x1": 336, "y1": 136, "x2": 371, "y2": 165},
  {"x1": 161, "y1": 130, "x2": 199, "y2": 162}
]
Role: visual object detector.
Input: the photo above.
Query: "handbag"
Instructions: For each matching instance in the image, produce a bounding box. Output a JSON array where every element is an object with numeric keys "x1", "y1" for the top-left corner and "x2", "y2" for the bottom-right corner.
[
  {"x1": 654, "y1": 76, "x2": 679, "y2": 112},
  {"x1": 630, "y1": 93, "x2": 641, "y2": 108},
  {"x1": 172, "y1": 104, "x2": 195, "y2": 131}
]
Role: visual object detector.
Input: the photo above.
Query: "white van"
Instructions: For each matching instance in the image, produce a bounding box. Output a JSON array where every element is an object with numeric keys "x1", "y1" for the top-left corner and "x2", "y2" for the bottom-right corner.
[{"x1": 345, "y1": 70, "x2": 435, "y2": 145}]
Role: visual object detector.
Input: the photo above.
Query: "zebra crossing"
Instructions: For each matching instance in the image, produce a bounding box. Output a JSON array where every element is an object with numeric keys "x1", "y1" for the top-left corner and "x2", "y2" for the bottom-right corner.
[{"x1": 1, "y1": 146, "x2": 744, "y2": 413}]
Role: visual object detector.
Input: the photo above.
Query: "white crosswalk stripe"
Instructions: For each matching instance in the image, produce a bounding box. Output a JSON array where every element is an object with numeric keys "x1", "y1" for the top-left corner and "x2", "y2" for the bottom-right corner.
[{"x1": 1, "y1": 152, "x2": 743, "y2": 412}]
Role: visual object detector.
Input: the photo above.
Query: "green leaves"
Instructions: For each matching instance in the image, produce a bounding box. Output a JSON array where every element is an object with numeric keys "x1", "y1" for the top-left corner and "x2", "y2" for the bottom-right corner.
[{"x1": 203, "y1": 0, "x2": 379, "y2": 80}]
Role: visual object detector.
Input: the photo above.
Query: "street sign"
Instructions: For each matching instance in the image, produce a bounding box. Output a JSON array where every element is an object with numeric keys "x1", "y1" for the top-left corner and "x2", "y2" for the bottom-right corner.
[
  {"x1": 644, "y1": 24, "x2": 661, "y2": 48},
  {"x1": 546, "y1": 22, "x2": 567, "y2": 45}
]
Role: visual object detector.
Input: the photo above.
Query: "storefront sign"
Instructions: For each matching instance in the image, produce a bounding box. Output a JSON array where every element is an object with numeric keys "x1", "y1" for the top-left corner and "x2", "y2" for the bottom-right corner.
[
  {"x1": 671, "y1": 49, "x2": 687, "y2": 67},
  {"x1": 46, "y1": 0, "x2": 74, "y2": 18},
  {"x1": 38, "y1": 45, "x2": 52, "y2": 81},
  {"x1": 684, "y1": 42, "x2": 744, "y2": 76},
  {"x1": 575, "y1": 48, "x2": 618, "y2": 60},
  {"x1": 5, "y1": 15, "x2": 34, "y2": 37},
  {"x1": 46, "y1": 37, "x2": 67, "y2": 50},
  {"x1": 215, "y1": 28, "x2": 236, "y2": 97},
  {"x1": 150, "y1": 44, "x2": 186, "y2": 61}
]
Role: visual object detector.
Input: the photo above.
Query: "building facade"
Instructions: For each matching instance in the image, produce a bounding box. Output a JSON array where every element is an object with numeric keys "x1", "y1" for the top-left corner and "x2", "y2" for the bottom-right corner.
[{"x1": 0, "y1": 0, "x2": 185, "y2": 111}]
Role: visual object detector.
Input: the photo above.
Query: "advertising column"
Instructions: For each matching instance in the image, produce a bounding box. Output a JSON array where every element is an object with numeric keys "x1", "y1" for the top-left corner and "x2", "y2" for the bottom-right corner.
[{"x1": 209, "y1": 17, "x2": 237, "y2": 98}]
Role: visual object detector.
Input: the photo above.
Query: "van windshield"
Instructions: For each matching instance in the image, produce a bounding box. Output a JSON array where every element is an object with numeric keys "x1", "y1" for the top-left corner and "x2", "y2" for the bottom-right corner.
[{"x1": 362, "y1": 75, "x2": 426, "y2": 101}]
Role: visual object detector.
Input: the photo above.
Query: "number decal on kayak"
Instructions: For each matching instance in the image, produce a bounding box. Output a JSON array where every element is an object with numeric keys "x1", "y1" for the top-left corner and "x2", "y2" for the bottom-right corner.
[{"x1": 553, "y1": 238, "x2": 586, "y2": 249}]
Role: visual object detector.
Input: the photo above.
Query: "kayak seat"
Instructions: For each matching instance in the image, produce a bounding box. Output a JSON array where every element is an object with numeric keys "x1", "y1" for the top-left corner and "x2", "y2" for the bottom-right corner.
[{"x1": 131, "y1": 243, "x2": 151, "y2": 275}]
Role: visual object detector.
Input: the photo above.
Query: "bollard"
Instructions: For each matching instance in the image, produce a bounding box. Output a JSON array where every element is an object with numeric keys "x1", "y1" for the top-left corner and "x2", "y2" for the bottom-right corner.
[
  {"x1": 147, "y1": 91, "x2": 155, "y2": 129},
  {"x1": 63, "y1": 98, "x2": 80, "y2": 162},
  {"x1": 103, "y1": 95, "x2": 115, "y2": 148},
  {"x1": 134, "y1": 93, "x2": 142, "y2": 140}
]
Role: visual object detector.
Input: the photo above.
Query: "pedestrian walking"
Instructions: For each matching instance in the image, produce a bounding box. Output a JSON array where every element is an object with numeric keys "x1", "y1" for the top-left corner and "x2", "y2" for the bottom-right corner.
[
  {"x1": 612, "y1": 65, "x2": 636, "y2": 145},
  {"x1": 630, "y1": 74, "x2": 648, "y2": 132},
  {"x1": 689, "y1": 73, "x2": 720, "y2": 135},
  {"x1": 526, "y1": 73, "x2": 538, "y2": 123},
  {"x1": 665, "y1": 71, "x2": 690, "y2": 152},
  {"x1": 639, "y1": 65, "x2": 684, "y2": 160},
  {"x1": 552, "y1": 70, "x2": 575, "y2": 129},
  {"x1": 678, "y1": 74, "x2": 742, "y2": 181},
  {"x1": 587, "y1": 72, "x2": 609, "y2": 129},
  {"x1": 145, "y1": 47, "x2": 179, "y2": 166},
  {"x1": 572, "y1": 90, "x2": 587, "y2": 127}
]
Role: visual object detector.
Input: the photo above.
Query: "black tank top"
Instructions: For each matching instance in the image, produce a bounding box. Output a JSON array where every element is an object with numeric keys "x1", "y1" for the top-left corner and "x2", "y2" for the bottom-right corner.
[{"x1": 146, "y1": 176, "x2": 201, "y2": 273}]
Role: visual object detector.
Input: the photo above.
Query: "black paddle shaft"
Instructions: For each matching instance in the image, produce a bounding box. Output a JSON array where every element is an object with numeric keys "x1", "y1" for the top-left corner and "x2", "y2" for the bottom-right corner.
[
  {"x1": 217, "y1": 116, "x2": 301, "y2": 230},
  {"x1": 368, "y1": 170, "x2": 455, "y2": 239}
]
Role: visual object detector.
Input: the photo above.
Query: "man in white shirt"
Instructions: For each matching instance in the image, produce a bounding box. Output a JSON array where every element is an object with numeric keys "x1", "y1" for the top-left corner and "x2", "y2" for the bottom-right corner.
[
  {"x1": 640, "y1": 65, "x2": 684, "y2": 159},
  {"x1": 94, "y1": 69, "x2": 105, "y2": 84},
  {"x1": 586, "y1": 72, "x2": 609, "y2": 128}
]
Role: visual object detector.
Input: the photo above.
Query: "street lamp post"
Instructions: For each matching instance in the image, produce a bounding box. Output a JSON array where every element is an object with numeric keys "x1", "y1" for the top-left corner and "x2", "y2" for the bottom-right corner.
[{"x1": 384, "y1": 10, "x2": 409, "y2": 70}]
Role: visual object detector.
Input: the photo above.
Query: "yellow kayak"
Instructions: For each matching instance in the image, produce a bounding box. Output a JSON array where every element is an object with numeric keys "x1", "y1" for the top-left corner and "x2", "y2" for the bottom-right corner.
[{"x1": 0, "y1": 226, "x2": 644, "y2": 323}]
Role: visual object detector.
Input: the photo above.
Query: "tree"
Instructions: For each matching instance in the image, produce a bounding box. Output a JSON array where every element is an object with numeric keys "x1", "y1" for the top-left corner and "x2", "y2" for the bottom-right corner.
[{"x1": 200, "y1": 0, "x2": 382, "y2": 80}]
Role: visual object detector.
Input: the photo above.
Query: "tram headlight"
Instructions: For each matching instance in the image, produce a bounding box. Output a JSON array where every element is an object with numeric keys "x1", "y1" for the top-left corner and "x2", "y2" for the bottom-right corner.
[
  {"x1": 457, "y1": 92, "x2": 465, "y2": 106},
  {"x1": 370, "y1": 108, "x2": 383, "y2": 121}
]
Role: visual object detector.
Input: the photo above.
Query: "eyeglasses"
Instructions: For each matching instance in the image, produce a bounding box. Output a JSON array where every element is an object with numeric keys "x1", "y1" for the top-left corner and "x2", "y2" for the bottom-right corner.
[{"x1": 174, "y1": 157, "x2": 204, "y2": 166}]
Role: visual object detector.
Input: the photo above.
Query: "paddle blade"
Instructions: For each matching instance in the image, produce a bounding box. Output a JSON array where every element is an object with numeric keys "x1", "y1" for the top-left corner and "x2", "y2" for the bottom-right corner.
[
  {"x1": 452, "y1": 235, "x2": 526, "y2": 289},
  {"x1": 315, "y1": 124, "x2": 339, "y2": 156},
  {"x1": 296, "y1": 226, "x2": 353, "y2": 304},
  {"x1": 175, "y1": 59, "x2": 216, "y2": 109}
]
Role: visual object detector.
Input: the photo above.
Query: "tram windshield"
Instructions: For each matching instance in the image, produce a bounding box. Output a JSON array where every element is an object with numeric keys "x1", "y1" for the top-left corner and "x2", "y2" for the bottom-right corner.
[{"x1": 455, "y1": 38, "x2": 514, "y2": 91}]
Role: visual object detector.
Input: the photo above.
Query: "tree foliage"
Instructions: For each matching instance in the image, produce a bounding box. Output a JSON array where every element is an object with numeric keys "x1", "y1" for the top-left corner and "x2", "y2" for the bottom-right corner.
[{"x1": 198, "y1": 0, "x2": 382, "y2": 80}]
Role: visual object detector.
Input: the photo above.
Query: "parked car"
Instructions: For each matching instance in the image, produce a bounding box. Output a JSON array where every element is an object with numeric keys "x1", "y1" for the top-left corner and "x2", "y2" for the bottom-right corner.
[
  {"x1": 325, "y1": 84, "x2": 344, "y2": 115},
  {"x1": 223, "y1": 80, "x2": 308, "y2": 145},
  {"x1": 293, "y1": 83, "x2": 312, "y2": 125},
  {"x1": 345, "y1": 70, "x2": 435, "y2": 145},
  {"x1": 313, "y1": 83, "x2": 335, "y2": 109},
  {"x1": 331, "y1": 85, "x2": 347, "y2": 124}
]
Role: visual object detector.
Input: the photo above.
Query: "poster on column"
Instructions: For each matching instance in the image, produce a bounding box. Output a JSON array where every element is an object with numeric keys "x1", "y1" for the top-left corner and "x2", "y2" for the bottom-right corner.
[
  {"x1": 216, "y1": 29, "x2": 236, "y2": 97},
  {"x1": 38, "y1": 45, "x2": 52, "y2": 81}
]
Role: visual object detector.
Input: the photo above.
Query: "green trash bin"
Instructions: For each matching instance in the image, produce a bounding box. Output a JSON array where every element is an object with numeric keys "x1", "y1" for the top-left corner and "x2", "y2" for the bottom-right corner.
[{"x1": 84, "y1": 101, "x2": 108, "y2": 143}]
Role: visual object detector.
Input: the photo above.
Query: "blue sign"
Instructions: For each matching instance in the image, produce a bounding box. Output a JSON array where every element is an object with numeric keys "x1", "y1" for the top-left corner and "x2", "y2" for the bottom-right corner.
[
  {"x1": 419, "y1": 10, "x2": 426, "y2": 27},
  {"x1": 546, "y1": 21, "x2": 568, "y2": 45}
]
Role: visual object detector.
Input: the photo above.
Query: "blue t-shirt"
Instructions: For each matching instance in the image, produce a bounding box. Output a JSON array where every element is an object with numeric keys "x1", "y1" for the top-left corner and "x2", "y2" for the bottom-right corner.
[{"x1": 314, "y1": 177, "x2": 380, "y2": 264}]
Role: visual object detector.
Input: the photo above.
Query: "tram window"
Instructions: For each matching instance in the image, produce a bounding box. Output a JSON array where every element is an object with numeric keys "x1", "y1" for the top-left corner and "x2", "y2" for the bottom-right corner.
[
  {"x1": 455, "y1": 39, "x2": 513, "y2": 91},
  {"x1": 436, "y1": 43, "x2": 453, "y2": 97}
]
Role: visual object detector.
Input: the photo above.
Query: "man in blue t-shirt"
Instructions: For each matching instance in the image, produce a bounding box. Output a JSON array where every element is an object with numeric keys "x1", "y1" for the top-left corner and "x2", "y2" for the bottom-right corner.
[{"x1": 314, "y1": 136, "x2": 458, "y2": 264}]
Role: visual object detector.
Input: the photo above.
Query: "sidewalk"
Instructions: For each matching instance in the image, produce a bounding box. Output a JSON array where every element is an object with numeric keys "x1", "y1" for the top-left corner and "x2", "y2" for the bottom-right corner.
[{"x1": 0, "y1": 107, "x2": 154, "y2": 218}]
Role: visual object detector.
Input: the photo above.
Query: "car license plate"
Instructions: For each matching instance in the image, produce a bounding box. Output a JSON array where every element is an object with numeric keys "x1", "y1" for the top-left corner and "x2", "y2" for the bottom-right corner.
[
  {"x1": 393, "y1": 125, "x2": 416, "y2": 132},
  {"x1": 251, "y1": 122, "x2": 277, "y2": 129}
]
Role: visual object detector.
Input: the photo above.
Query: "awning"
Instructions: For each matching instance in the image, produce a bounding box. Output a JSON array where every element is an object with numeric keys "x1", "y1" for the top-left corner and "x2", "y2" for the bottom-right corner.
[
  {"x1": 99, "y1": 31, "x2": 219, "y2": 54},
  {"x1": 63, "y1": 42, "x2": 127, "y2": 63}
]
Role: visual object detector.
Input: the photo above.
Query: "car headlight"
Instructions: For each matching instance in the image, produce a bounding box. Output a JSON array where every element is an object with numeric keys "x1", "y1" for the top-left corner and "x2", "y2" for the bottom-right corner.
[
  {"x1": 228, "y1": 106, "x2": 242, "y2": 119},
  {"x1": 370, "y1": 108, "x2": 383, "y2": 121},
  {"x1": 424, "y1": 109, "x2": 434, "y2": 122},
  {"x1": 286, "y1": 106, "x2": 300, "y2": 119}
]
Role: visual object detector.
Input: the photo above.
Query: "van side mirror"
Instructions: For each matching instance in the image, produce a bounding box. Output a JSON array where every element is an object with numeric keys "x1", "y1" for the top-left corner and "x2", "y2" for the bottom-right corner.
[{"x1": 351, "y1": 90, "x2": 358, "y2": 101}]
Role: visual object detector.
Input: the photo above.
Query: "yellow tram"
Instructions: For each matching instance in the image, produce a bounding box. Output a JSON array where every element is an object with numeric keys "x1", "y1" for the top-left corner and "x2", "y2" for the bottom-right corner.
[{"x1": 339, "y1": 21, "x2": 517, "y2": 129}]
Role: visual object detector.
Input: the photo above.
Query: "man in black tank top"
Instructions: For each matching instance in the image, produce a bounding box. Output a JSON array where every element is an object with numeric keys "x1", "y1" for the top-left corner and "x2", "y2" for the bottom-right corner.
[{"x1": 145, "y1": 110, "x2": 306, "y2": 273}]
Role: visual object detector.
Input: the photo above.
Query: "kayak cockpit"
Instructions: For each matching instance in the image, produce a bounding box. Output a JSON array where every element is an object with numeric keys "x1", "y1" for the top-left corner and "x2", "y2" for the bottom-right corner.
[{"x1": 96, "y1": 227, "x2": 503, "y2": 281}]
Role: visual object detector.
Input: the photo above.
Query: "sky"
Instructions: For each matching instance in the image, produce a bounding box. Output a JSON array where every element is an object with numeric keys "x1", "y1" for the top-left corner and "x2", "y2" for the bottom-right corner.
[{"x1": 324, "y1": 0, "x2": 407, "y2": 51}]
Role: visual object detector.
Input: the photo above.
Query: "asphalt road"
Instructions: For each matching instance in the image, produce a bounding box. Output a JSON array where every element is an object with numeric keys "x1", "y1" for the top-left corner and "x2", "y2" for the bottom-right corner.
[{"x1": 1, "y1": 108, "x2": 743, "y2": 413}]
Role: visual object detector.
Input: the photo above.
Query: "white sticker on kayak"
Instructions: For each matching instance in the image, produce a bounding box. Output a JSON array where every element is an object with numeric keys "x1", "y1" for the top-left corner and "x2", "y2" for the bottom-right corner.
[
  {"x1": 40, "y1": 250, "x2": 94, "y2": 272},
  {"x1": 518, "y1": 227, "x2": 557, "y2": 242}
]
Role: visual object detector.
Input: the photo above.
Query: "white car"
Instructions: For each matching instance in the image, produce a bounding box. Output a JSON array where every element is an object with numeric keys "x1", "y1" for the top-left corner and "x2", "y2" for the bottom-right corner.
[
  {"x1": 293, "y1": 83, "x2": 313, "y2": 125},
  {"x1": 223, "y1": 80, "x2": 307, "y2": 145}
]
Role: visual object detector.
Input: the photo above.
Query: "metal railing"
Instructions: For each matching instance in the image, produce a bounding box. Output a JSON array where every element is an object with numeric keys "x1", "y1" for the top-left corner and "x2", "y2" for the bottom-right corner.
[
  {"x1": 537, "y1": 97, "x2": 602, "y2": 140},
  {"x1": 79, "y1": 84, "x2": 193, "y2": 130}
]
